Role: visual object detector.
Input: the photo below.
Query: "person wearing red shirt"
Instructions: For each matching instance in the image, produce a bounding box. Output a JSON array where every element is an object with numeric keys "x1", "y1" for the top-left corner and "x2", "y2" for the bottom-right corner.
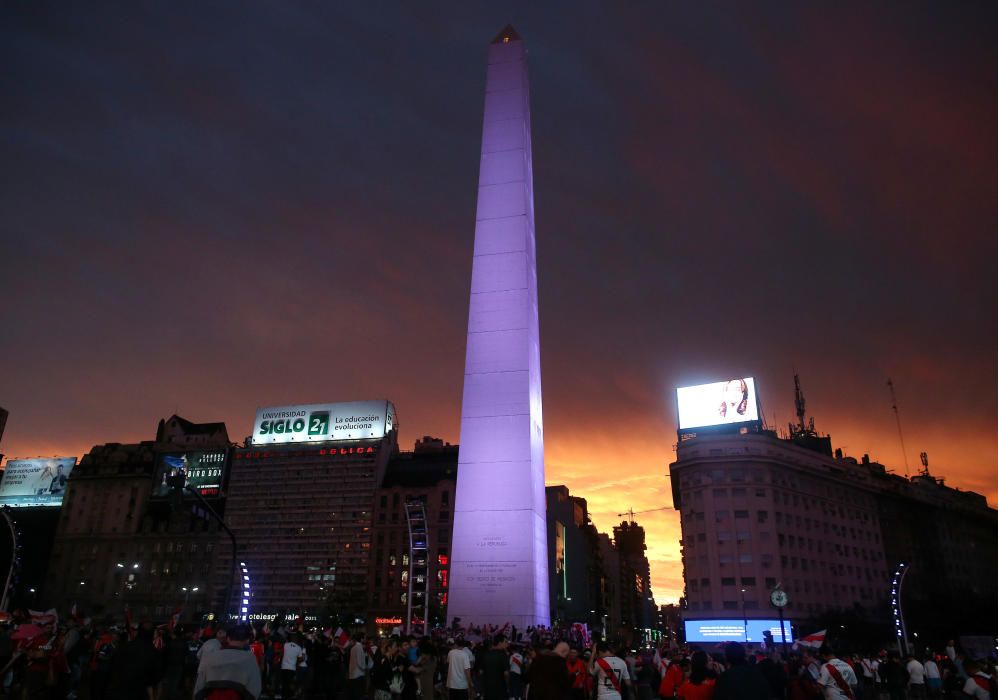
[
  {"x1": 659, "y1": 653, "x2": 687, "y2": 699},
  {"x1": 567, "y1": 648, "x2": 588, "y2": 700},
  {"x1": 250, "y1": 636, "x2": 265, "y2": 671},
  {"x1": 677, "y1": 652, "x2": 715, "y2": 700}
]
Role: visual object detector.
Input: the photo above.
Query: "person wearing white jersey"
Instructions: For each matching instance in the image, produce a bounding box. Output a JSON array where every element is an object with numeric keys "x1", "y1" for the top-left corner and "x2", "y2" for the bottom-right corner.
[
  {"x1": 508, "y1": 646, "x2": 525, "y2": 700},
  {"x1": 590, "y1": 641, "x2": 632, "y2": 700},
  {"x1": 923, "y1": 656, "x2": 941, "y2": 699},
  {"x1": 906, "y1": 655, "x2": 926, "y2": 700},
  {"x1": 817, "y1": 645, "x2": 858, "y2": 700}
]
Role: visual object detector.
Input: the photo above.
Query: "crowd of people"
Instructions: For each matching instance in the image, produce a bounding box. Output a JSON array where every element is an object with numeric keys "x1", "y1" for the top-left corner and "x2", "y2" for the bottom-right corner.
[{"x1": 0, "y1": 609, "x2": 993, "y2": 700}]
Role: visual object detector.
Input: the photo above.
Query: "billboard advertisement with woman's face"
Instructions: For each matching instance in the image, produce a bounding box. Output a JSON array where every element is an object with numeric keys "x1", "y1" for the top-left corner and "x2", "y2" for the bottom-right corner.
[{"x1": 676, "y1": 377, "x2": 759, "y2": 430}]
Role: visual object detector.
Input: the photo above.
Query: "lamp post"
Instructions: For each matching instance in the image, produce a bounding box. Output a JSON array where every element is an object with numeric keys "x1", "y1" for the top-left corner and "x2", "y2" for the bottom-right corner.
[
  {"x1": 168, "y1": 475, "x2": 238, "y2": 619},
  {"x1": 116, "y1": 562, "x2": 140, "y2": 611},
  {"x1": 741, "y1": 588, "x2": 748, "y2": 642},
  {"x1": 0, "y1": 507, "x2": 19, "y2": 613}
]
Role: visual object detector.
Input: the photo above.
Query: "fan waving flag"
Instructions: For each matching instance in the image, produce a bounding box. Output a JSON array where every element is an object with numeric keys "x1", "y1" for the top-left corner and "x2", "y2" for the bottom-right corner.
[{"x1": 797, "y1": 629, "x2": 826, "y2": 649}]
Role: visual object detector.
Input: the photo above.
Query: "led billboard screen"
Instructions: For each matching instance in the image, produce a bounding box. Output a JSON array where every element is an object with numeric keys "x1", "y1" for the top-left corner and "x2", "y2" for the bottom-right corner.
[
  {"x1": 251, "y1": 400, "x2": 396, "y2": 445},
  {"x1": 153, "y1": 450, "x2": 229, "y2": 498},
  {"x1": 0, "y1": 457, "x2": 77, "y2": 507},
  {"x1": 684, "y1": 618, "x2": 793, "y2": 643},
  {"x1": 677, "y1": 377, "x2": 759, "y2": 430}
]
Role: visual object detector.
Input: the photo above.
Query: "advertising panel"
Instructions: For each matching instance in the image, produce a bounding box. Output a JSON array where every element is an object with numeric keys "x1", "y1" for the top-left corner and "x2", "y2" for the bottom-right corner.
[
  {"x1": 677, "y1": 377, "x2": 759, "y2": 430},
  {"x1": 153, "y1": 450, "x2": 229, "y2": 498},
  {"x1": 0, "y1": 457, "x2": 77, "y2": 507},
  {"x1": 251, "y1": 400, "x2": 396, "y2": 445},
  {"x1": 684, "y1": 619, "x2": 793, "y2": 643},
  {"x1": 554, "y1": 520, "x2": 567, "y2": 597}
]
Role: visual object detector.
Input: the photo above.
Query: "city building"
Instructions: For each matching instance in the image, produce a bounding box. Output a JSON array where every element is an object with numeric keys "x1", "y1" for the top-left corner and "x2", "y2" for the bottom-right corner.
[
  {"x1": 449, "y1": 25, "x2": 550, "y2": 629},
  {"x1": 367, "y1": 437, "x2": 457, "y2": 635},
  {"x1": 597, "y1": 533, "x2": 623, "y2": 639},
  {"x1": 613, "y1": 520, "x2": 656, "y2": 638},
  {"x1": 218, "y1": 401, "x2": 398, "y2": 624},
  {"x1": 868, "y1": 457, "x2": 998, "y2": 636},
  {"x1": 670, "y1": 377, "x2": 998, "y2": 638},
  {"x1": 45, "y1": 415, "x2": 232, "y2": 620},
  {"x1": 545, "y1": 486, "x2": 604, "y2": 630},
  {"x1": 672, "y1": 430, "x2": 890, "y2": 621}
]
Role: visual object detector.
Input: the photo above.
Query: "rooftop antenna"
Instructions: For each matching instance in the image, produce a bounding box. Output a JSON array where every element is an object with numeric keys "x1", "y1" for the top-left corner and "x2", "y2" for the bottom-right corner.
[
  {"x1": 790, "y1": 370, "x2": 816, "y2": 438},
  {"x1": 886, "y1": 378, "x2": 910, "y2": 477},
  {"x1": 919, "y1": 451, "x2": 929, "y2": 477}
]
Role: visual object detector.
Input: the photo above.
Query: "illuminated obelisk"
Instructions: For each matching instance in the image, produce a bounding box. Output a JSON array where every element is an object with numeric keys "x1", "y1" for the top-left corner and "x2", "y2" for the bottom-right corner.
[{"x1": 447, "y1": 26, "x2": 550, "y2": 628}]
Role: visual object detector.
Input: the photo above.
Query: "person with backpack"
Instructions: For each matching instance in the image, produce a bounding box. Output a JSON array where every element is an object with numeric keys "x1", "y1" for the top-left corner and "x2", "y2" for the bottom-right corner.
[{"x1": 193, "y1": 623, "x2": 262, "y2": 699}]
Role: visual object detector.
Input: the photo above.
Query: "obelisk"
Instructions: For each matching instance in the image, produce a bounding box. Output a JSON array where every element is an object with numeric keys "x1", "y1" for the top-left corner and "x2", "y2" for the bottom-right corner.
[{"x1": 447, "y1": 26, "x2": 550, "y2": 629}]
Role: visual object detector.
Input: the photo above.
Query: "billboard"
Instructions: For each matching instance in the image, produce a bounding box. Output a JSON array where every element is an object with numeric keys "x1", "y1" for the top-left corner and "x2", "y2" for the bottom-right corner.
[
  {"x1": 677, "y1": 377, "x2": 759, "y2": 430},
  {"x1": 0, "y1": 457, "x2": 77, "y2": 507},
  {"x1": 153, "y1": 450, "x2": 229, "y2": 499},
  {"x1": 684, "y1": 618, "x2": 793, "y2": 643},
  {"x1": 251, "y1": 400, "x2": 396, "y2": 445}
]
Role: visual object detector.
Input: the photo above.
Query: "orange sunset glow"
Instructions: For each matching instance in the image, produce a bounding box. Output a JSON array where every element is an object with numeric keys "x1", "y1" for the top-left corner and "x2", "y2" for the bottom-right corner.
[{"x1": 3, "y1": 4, "x2": 998, "y2": 610}]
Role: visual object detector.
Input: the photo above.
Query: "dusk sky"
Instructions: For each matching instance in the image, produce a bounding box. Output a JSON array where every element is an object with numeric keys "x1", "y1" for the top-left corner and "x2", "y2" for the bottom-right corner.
[{"x1": 3, "y1": 3, "x2": 997, "y2": 603}]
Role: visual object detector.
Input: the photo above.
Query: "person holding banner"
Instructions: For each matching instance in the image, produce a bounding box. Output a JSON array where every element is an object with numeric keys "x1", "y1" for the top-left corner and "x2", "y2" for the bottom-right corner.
[{"x1": 589, "y1": 641, "x2": 631, "y2": 700}]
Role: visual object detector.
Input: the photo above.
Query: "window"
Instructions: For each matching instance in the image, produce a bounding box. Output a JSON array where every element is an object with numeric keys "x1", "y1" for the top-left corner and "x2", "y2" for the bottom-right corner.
[
  {"x1": 734, "y1": 510, "x2": 749, "y2": 519},
  {"x1": 765, "y1": 577, "x2": 777, "y2": 588},
  {"x1": 757, "y1": 511, "x2": 769, "y2": 524},
  {"x1": 721, "y1": 577, "x2": 735, "y2": 586},
  {"x1": 723, "y1": 601, "x2": 738, "y2": 610},
  {"x1": 741, "y1": 577, "x2": 756, "y2": 586},
  {"x1": 713, "y1": 489, "x2": 727, "y2": 498}
]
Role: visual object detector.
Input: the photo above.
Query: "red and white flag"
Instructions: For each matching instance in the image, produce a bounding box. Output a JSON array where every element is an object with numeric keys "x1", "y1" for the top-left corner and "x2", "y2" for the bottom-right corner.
[
  {"x1": 168, "y1": 608, "x2": 182, "y2": 630},
  {"x1": 797, "y1": 629, "x2": 826, "y2": 649},
  {"x1": 29, "y1": 609, "x2": 58, "y2": 627},
  {"x1": 333, "y1": 627, "x2": 350, "y2": 648}
]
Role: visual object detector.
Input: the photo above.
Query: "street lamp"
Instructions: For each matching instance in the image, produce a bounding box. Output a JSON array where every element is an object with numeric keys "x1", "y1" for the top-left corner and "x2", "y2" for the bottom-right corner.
[
  {"x1": 115, "y1": 562, "x2": 141, "y2": 603},
  {"x1": 182, "y1": 586, "x2": 200, "y2": 606},
  {"x1": 741, "y1": 588, "x2": 748, "y2": 641}
]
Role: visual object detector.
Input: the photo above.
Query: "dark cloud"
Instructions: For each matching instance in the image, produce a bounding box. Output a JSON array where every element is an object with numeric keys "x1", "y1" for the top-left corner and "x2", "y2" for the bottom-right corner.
[{"x1": 2, "y1": 2, "x2": 997, "y2": 601}]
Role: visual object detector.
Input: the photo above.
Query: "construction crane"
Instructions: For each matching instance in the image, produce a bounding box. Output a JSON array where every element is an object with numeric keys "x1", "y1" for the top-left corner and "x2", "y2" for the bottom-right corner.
[{"x1": 617, "y1": 505, "x2": 672, "y2": 522}]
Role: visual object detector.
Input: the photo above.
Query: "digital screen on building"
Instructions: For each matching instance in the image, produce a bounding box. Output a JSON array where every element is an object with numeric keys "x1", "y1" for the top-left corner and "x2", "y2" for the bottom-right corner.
[
  {"x1": 251, "y1": 400, "x2": 397, "y2": 445},
  {"x1": 676, "y1": 378, "x2": 759, "y2": 430},
  {"x1": 684, "y1": 619, "x2": 793, "y2": 643},
  {"x1": 0, "y1": 457, "x2": 77, "y2": 507},
  {"x1": 153, "y1": 450, "x2": 229, "y2": 498},
  {"x1": 554, "y1": 520, "x2": 567, "y2": 597}
]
